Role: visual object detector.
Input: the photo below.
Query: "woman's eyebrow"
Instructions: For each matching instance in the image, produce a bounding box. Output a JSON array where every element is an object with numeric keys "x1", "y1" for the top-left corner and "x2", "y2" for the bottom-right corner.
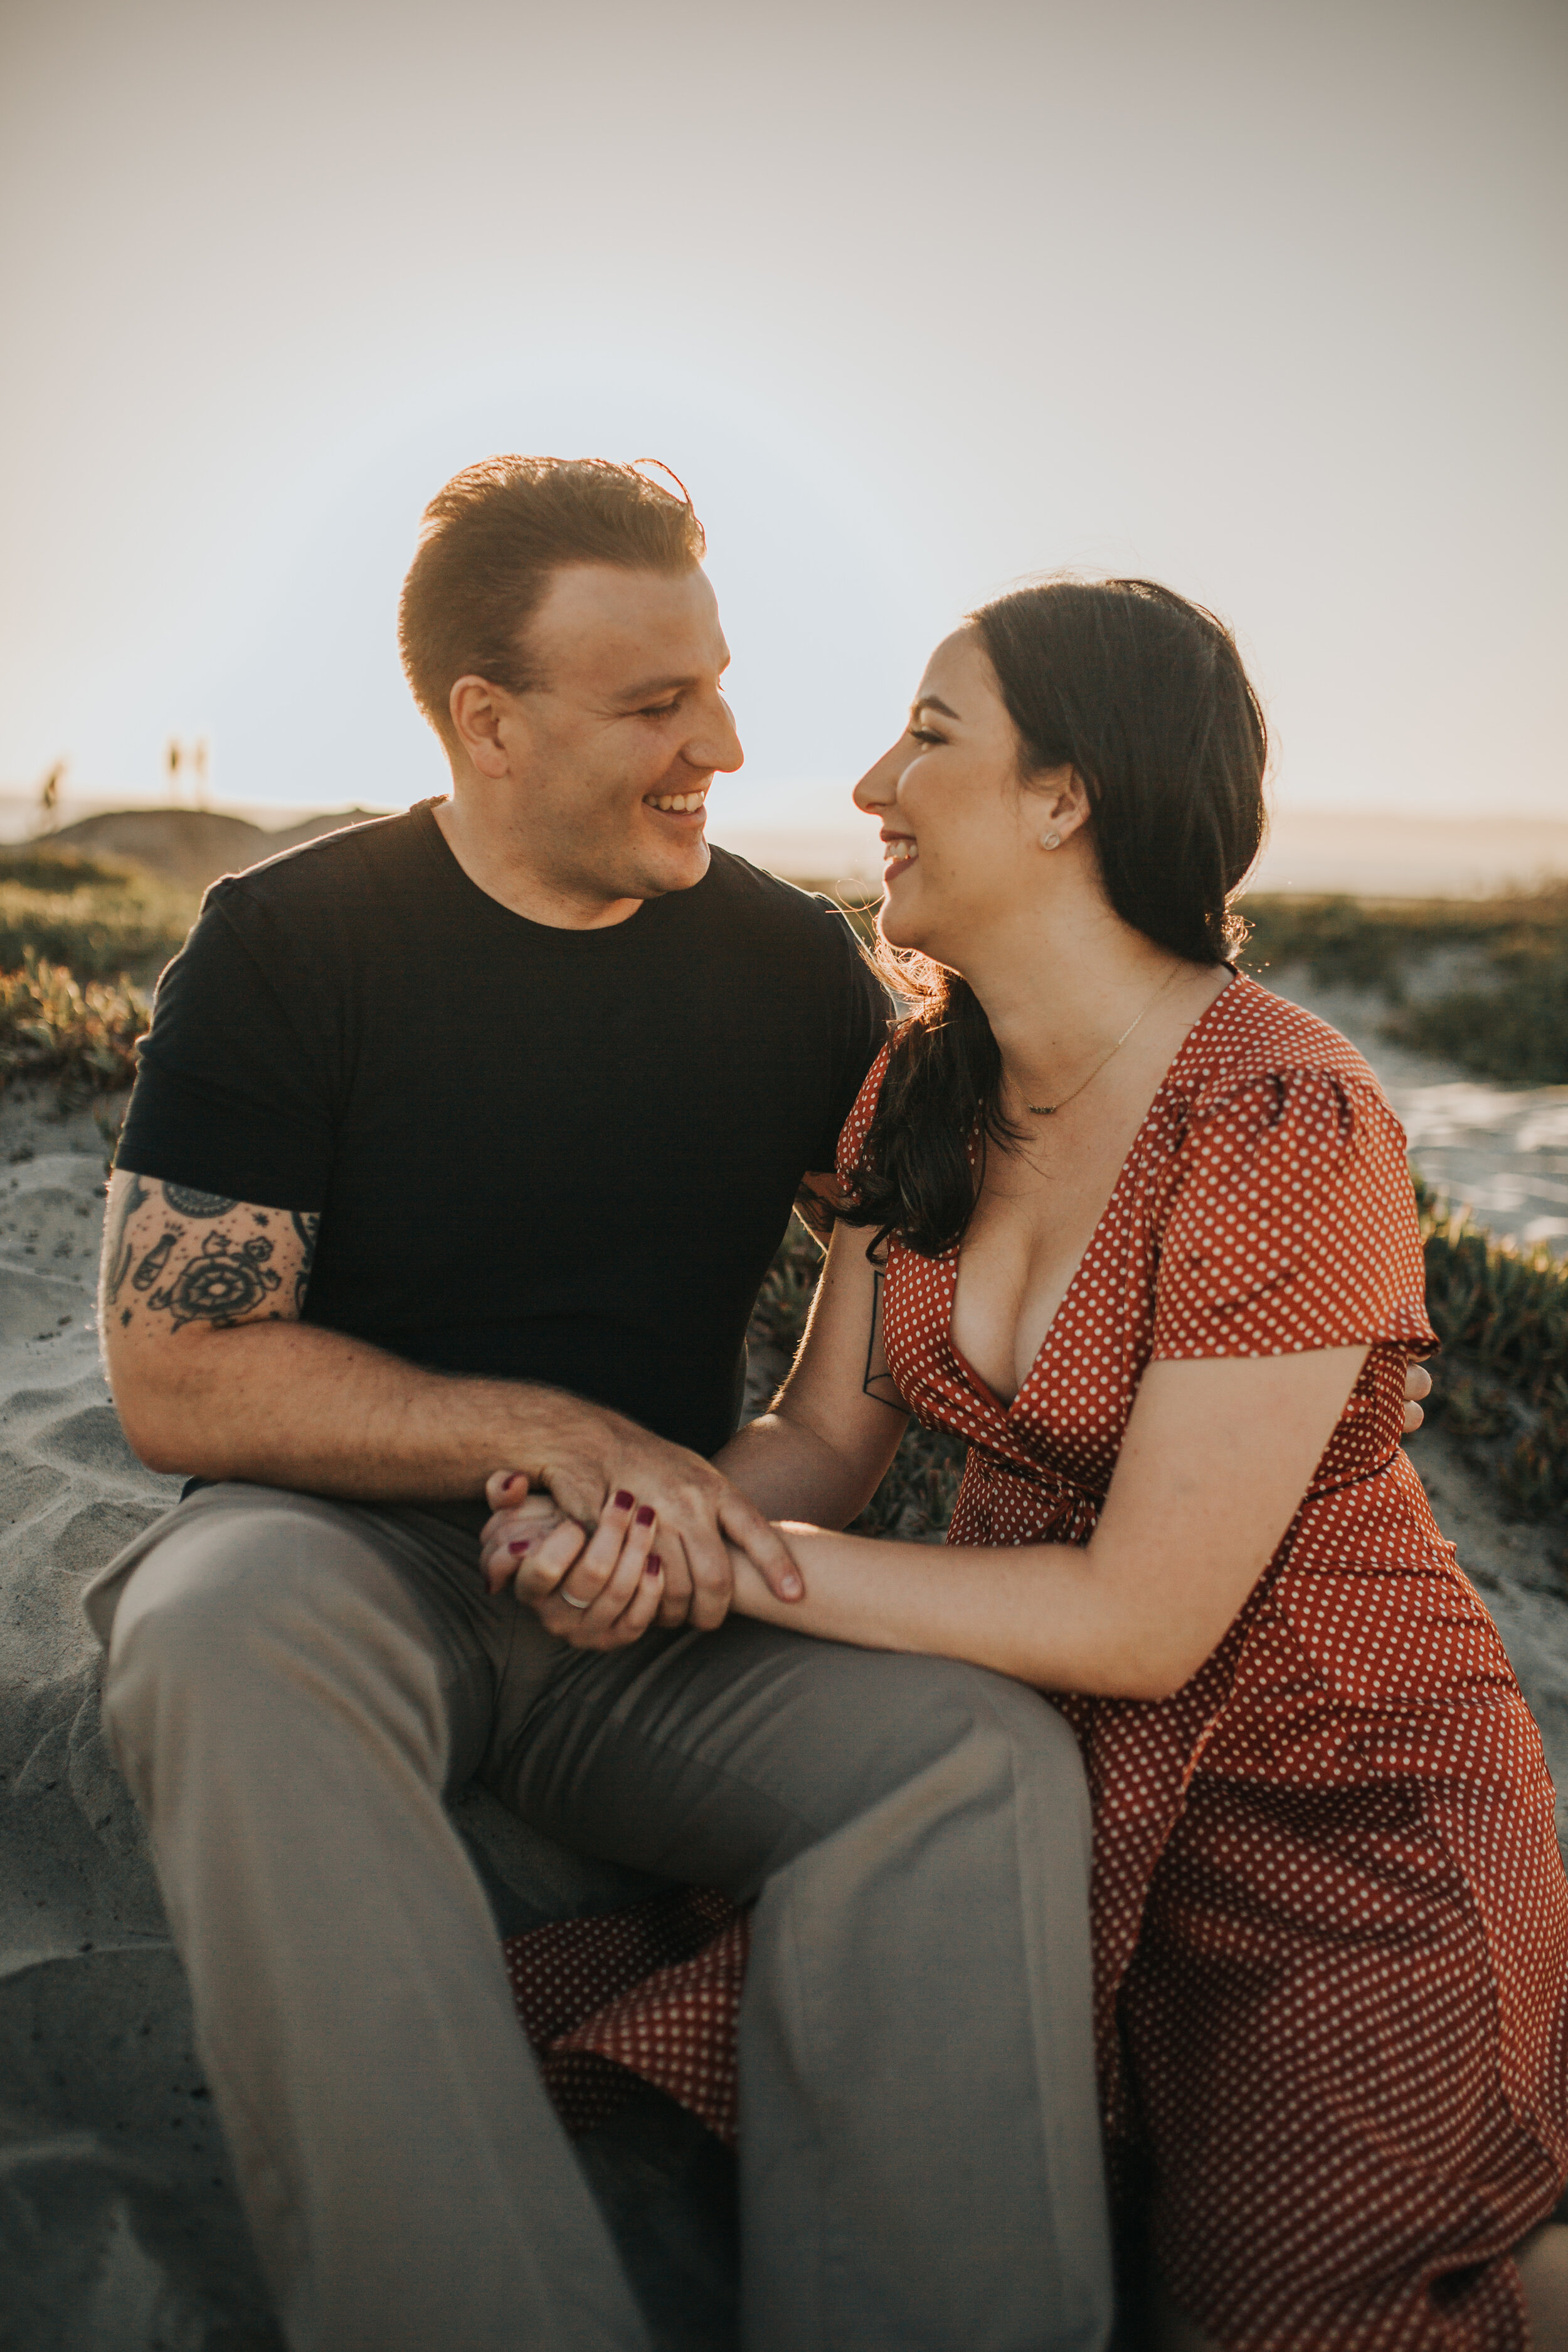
[{"x1": 912, "y1": 695, "x2": 961, "y2": 721}]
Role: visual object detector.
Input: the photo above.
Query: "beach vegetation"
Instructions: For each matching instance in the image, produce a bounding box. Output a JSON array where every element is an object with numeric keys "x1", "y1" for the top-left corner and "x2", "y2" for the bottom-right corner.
[
  {"x1": 0, "y1": 846, "x2": 198, "y2": 982},
  {"x1": 1237, "y1": 884, "x2": 1568, "y2": 1084},
  {"x1": 0, "y1": 953, "x2": 150, "y2": 1102},
  {"x1": 1417, "y1": 1179, "x2": 1568, "y2": 1523}
]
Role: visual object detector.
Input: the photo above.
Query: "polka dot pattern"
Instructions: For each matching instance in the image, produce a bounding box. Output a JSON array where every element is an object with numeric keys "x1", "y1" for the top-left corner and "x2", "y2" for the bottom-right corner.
[
  {"x1": 503, "y1": 1885, "x2": 749, "y2": 2146},
  {"x1": 834, "y1": 973, "x2": 1568, "y2": 2347}
]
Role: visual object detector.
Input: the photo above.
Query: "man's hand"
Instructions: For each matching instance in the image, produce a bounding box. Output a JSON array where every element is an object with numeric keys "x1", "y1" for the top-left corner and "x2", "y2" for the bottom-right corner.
[
  {"x1": 1403, "y1": 1360, "x2": 1433, "y2": 1434},
  {"x1": 480, "y1": 1416, "x2": 804, "y2": 1635}
]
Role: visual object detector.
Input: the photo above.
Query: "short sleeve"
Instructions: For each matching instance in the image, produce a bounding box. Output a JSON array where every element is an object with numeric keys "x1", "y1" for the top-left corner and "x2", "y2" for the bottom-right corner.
[
  {"x1": 115, "y1": 884, "x2": 338, "y2": 1211},
  {"x1": 1151, "y1": 1068, "x2": 1438, "y2": 1360},
  {"x1": 835, "y1": 1039, "x2": 894, "y2": 1195},
  {"x1": 803, "y1": 904, "x2": 891, "y2": 1173}
]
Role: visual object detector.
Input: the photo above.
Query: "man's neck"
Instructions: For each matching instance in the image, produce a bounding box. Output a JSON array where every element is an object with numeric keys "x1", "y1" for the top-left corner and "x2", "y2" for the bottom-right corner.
[{"x1": 432, "y1": 795, "x2": 642, "y2": 931}]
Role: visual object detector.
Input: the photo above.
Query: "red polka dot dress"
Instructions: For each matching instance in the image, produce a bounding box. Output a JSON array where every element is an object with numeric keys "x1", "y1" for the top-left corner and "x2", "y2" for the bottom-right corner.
[{"x1": 837, "y1": 973, "x2": 1568, "y2": 2349}]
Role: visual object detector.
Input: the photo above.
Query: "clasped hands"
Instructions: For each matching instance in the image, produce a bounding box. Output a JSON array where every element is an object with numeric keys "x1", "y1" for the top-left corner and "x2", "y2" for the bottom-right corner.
[
  {"x1": 478, "y1": 1417, "x2": 803, "y2": 1650},
  {"x1": 480, "y1": 1366, "x2": 1435, "y2": 1650}
]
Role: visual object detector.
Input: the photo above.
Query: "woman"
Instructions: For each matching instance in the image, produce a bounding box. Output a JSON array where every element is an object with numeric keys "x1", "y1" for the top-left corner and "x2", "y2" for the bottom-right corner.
[{"x1": 487, "y1": 578, "x2": 1568, "y2": 2347}]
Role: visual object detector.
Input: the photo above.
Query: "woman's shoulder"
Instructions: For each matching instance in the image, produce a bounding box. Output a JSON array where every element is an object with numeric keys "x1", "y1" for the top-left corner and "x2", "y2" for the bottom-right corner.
[
  {"x1": 835, "y1": 1035, "x2": 896, "y2": 1183},
  {"x1": 1175, "y1": 971, "x2": 1391, "y2": 1115}
]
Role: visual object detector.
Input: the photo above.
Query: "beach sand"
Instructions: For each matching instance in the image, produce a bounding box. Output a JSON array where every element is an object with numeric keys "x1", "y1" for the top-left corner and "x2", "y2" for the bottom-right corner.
[{"x1": 3, "y1": 1068, "x2": 1565, "y2": 2349}]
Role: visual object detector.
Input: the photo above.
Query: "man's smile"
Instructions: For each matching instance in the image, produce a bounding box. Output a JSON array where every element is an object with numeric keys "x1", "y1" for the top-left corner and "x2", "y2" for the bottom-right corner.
[{"x1": 644, "y1": 787, "x2": 710, "y2": 818}]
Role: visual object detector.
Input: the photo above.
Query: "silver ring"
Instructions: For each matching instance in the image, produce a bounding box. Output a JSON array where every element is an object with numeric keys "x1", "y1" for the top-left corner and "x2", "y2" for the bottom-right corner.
[{"x1": 558, "y1": 1589, "x2": 592, "y2": 1611}]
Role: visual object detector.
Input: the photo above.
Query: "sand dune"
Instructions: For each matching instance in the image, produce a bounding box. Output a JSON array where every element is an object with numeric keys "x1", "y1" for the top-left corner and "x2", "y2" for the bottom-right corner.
[{"x1": 36, "y1": 806, "x2": 387, "y2": 893}]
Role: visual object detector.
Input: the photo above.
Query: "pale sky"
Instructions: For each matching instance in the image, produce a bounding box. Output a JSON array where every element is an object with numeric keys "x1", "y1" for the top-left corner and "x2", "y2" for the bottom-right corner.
[{"x1": 1, "y1": 0, "x2": 1564, "y2": 832}]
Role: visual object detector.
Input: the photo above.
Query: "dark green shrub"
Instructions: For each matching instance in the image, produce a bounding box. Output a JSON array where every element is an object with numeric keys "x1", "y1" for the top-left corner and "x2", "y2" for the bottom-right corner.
[{"x1": 0, "y1": 847, "x2": 134, "y2": 892}]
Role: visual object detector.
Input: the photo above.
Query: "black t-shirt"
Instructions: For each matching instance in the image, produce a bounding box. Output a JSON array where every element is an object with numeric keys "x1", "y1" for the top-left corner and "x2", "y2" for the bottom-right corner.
[{"x1": 117, "y1": 804, "x2": 887, "y2": 1458}]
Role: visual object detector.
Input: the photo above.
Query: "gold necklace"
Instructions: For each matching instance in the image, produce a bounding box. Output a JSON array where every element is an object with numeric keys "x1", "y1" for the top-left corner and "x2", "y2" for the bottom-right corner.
[{"x1": 1025, "y1": 963, "x2": 1184, "y2": 1115}]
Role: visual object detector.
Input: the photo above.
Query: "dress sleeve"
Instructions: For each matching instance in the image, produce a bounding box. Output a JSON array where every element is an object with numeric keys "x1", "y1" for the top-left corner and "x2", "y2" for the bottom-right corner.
[
  {"x1": 803, "y1": 901, "x2": 892, "y2": 1173},
  {"x1": 1151, "y1": 1068, "x2": 1438, "y2": 1360},
  {"x1": 834, "y1": 1039, "x2": 894, "y2": 1196}
]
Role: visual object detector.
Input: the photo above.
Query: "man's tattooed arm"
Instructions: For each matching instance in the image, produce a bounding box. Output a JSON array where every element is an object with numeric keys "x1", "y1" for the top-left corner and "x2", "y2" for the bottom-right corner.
[{"x1": 98, "y1": 1172, "x2": 320, "y2": 1342}]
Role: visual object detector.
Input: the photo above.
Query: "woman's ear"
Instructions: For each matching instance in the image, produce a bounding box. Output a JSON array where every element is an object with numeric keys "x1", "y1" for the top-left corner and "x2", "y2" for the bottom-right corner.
[{"x1": 1034, "y1": 765, "x2": 1091, "y2": 849}]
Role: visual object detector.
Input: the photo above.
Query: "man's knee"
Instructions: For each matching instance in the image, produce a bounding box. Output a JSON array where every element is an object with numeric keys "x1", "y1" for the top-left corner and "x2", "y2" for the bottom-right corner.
[
  {"x1": 867, "y1": 1649, "x2": 1086, "y2": 1810},
  {"x1": 103, "y1": 1499, "x2": 435, "y2": 1759},
  {"x1": 755, "y1": 1634, "x2": 1089, "y2": 1848}
]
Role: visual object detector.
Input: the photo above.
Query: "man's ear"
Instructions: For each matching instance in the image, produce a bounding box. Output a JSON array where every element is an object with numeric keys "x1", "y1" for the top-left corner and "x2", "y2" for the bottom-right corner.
[{"x1": 449, "y1": 675, "x2": 514, "y2": 781}]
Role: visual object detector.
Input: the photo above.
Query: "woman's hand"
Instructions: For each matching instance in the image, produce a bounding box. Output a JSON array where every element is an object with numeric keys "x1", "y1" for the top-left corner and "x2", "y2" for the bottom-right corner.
[
  {"x1": 480, "y1": 1475, "x2": 667, "y2": 1650},
  {"x1": 479, "y1": 1434, "x2": 803, "y2": 1633}
]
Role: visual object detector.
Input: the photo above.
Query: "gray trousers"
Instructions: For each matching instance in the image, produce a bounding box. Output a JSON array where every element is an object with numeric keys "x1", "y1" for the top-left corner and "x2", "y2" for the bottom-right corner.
[{"x1": 86, "y1": 1484, "x2": 1112, "y2": 2352}]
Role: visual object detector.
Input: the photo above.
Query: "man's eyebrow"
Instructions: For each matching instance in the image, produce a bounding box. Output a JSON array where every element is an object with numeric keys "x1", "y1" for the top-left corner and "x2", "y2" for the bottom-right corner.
[
  {"x1": 913, "y1": 696, "x2": 961, "y2": 721},
  {"x1": 614, "y1": 672, "x2": 698, "y2": 704},
  {"x1": 615, "y1": 654, "x2": 731, "y2": 706}
]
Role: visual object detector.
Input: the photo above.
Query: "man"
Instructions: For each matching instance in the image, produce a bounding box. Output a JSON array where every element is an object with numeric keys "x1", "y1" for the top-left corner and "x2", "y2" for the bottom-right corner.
[{"x1": 87, "y1": 458, "x2": 1115, "y2": 2352}]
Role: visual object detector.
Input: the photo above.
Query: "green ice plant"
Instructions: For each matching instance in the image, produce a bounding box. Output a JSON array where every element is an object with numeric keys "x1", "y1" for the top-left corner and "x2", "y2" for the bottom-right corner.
[{"x1": 0, "y1": 951, "x2": 150, "y2": 1101}]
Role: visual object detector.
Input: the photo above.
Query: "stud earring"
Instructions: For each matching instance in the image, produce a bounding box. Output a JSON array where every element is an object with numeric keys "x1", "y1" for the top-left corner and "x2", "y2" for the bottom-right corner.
[{"x1": 1042, "y1": 830, "x2": 1061, "y2": 850}]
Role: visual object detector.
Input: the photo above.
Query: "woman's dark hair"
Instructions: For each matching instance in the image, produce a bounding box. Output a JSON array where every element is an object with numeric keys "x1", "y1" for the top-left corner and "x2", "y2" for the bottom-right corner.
[{"x1": 841, "y1": 576, "x2": 1268, "y2": 1258}]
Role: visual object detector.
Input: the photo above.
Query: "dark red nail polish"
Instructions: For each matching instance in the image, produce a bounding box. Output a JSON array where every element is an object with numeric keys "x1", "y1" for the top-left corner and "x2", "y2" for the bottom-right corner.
[
  {"x1": 509, "y1": 1537, "x2": 531, "y2": 1556},
  {"x1": 634, "y1": 1504, "x2": 655, "y2": 1527},
  {"x1": 613, "y1": 1488, "x2": 634, "y2": 1512},
  {"x1": 645, "y1": 1554, "x2": 662, "y2": 1577}
]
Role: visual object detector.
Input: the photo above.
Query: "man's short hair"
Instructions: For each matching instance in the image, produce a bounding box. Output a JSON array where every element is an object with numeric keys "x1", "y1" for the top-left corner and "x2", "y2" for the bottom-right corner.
[{"x1": 398, "y1": 456, "x2": 707, "y2": 741}]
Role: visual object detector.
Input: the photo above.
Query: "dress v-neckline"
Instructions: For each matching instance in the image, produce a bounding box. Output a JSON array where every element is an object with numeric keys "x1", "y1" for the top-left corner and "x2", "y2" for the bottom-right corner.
[{"x1": 941, "y1": 972, "x2": 1243, "y2": 1421}]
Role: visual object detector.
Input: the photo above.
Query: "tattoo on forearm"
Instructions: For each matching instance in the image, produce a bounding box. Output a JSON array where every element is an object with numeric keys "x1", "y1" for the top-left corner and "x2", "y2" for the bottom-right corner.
[
  {"x1": 105, "y1": 1177, "x2": 318, "y2": 1335},
  {"x1": 149, "y1": 1231, "x2": 281, "y2": 1329},
  {"x1": 163, "y1": 1185, "x2": 238, "y2": 1217},
  {"x1": 289, "y1": 1210, "x2": 319, "y2": 1315},
  {"x1": 104, "y1": 1172, "x2": 150, "y2": 1304},
  {"x1": 862, "y1": 1267, "x2": 906, "y2": 1411},
  {"x1": 131, "y1": 1231, "x2": 176, "y2": 1290}
]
